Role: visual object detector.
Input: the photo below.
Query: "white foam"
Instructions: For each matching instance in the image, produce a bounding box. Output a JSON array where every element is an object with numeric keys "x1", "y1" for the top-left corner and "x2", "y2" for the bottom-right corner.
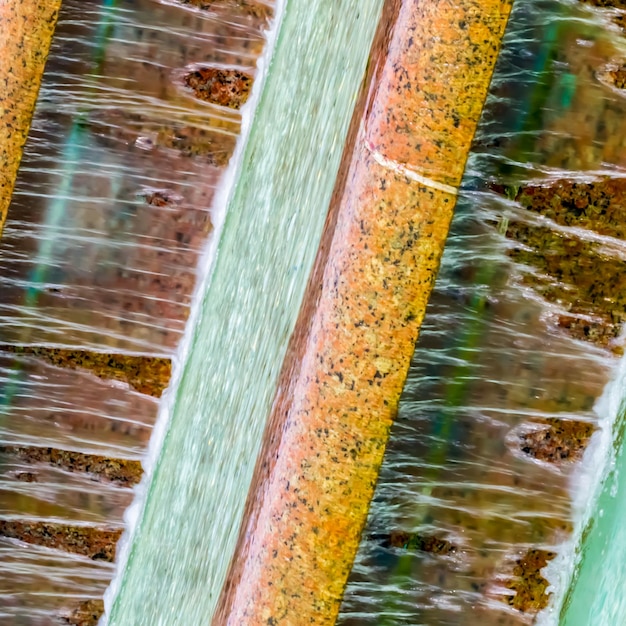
[{"x1": 536, "y1": 338, "x2": 626, "y2": 626}]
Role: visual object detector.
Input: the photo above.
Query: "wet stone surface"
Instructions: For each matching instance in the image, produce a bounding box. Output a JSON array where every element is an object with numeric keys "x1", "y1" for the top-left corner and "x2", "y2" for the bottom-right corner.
[
  {"x1": 495, "y1": 178, "x2": 626, "y2": 351},
  {"x1": 579, "y1": 1, "x2": 626, "y2": 32},
  {"x1": 502, "y1": 549, "x2": 556, "y2": 613},
  {"x1": 176, "y1": 0, "x2": 273, "y2": 22},
  {"x1": 86, "y1": 109, "x2": 237, "y2": 166},
  {"x1": 1, "y1": 346, "x2": 172, "y2": 397},
  {"x1": 184, "y1": 67, "x2": 253, "y2": 109},
  {"x1": 518, "y1": 418, "x2": 596, "y2": 463},
  {"x1": 579, "y1": 0, "x2": 626, "y2": 8},
  {"x1": 0, "y1": 0, "x2": 274, "y2": 620},
  {"x1": 14, "y1": 471, "x2": 39, "y2": 483},
  {"x1": 381, "y1": 530, "x2": 457, "y2": 556},
  {"x1": 598, "y1": 62, "x2": 626, "y2": 89},
  {"x1": 0, "y1": 446, "x2": 143, "y2": 485},
  {"x1": 0, "y1": 520, "x2": 122, "y2": 561},
  {"x1": 62, "y1": 599, "x2": 105, "y2": 626}
]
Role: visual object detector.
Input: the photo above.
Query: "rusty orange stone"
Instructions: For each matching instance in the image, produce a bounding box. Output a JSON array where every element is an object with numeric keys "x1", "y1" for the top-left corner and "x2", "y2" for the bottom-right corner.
[
  {"x1": 215, "y1": 0, "x2": 513, "y2": 624},
  {"x1": 0, "y1": 0, "x2": 62, "y2": 237},
  {"x1": 184, "y1": 67, "x2": 254, "y2": 109}
]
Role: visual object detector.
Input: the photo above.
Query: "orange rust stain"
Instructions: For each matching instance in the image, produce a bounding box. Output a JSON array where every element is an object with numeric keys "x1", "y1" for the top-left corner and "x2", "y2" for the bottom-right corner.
[
  {"x1": 0, "y1": 0, "x2": 62, "y2": 237},
  {"x1": 217, "y1": 0, "x2": 512, "y2": 624}
]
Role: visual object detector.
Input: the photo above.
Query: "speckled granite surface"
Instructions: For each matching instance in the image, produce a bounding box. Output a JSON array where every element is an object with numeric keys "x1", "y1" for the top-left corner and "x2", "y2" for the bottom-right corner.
[
  {"x1": 215, "y1": 1, "x2": 513, "y2": 623},
  {"x1": 0, "y1": 0, "x2": 62, "y2": 237}
]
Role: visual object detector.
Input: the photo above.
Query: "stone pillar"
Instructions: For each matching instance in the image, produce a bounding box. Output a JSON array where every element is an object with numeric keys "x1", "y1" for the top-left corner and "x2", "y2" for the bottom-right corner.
[
  {"x1": 0, "y1": 0, "x2": 62, "y2": 236},
  {"x1": 215, "y1": 0, "x2": 513, "y2": 623}
]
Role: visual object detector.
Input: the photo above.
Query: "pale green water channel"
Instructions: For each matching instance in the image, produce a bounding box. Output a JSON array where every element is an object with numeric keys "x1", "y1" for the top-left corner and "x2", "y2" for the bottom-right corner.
[{"x1": 107, "y1": 1, "x2": 385, "y2": 623}]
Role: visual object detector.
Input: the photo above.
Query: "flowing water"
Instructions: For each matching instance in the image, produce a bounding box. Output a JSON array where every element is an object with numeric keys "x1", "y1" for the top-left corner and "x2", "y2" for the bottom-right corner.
[
  {"x1": 4, "y1": 0, "x2": 626, "y2": 624},
  {"x1": 0, "y1": 1, "x2": 271, "y2": 622},
  {"x1": 339, "y1": 1, "x2": 626, "y2": 624}
]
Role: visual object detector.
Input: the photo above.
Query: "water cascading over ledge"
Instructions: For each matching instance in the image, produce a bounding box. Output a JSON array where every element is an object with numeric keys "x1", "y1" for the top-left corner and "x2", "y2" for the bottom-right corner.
[
  {"x1": 340, "y1": 1, "x2": 626, "y2": 623},
  {"x1": 0, "y1": 0, "x2": 271, "y2": 622},
  {"x1": 5, "y1": 0, "x2": 626, "y2": 624}
]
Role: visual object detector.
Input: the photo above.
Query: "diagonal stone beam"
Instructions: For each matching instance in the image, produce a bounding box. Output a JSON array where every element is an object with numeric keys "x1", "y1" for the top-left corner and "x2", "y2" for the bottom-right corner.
[{"x1": 0, "y1": 0, "x2": 63, "y2": 237}]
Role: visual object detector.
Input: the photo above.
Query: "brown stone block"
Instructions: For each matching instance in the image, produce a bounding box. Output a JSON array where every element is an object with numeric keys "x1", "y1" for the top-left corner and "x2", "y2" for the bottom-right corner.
[
  {"x1": 0, "y1": 520, "x2": 122, "y2": 561},
  {"x1": 497, "y1": 178, "x2": 626, "y2": 349},
  {"x1": 517, "y1": 418, "x2": 595, "y2": 464},
  {"x1": 0, "y1": 446, "x2": 143, "y2": 486},
  {"x1": 1, "y1": 346, "x2": 171, "y2": 397}
]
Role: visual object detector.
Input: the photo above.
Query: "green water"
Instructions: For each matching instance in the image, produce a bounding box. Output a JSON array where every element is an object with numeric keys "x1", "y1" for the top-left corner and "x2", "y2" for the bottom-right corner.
[
  {"x1": 107, "y1": 1, "x2": 384, "y2": 623},
  {"x1": 560, "y1": 358, "x2": 626, "y2": 625}
]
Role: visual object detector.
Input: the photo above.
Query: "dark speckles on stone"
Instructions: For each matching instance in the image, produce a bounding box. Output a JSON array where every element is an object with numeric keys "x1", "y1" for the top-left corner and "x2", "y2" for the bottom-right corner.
[
  {"x1": 0, "y1": 520, "x2": 121, "y2": 562},
  {"x1": 1, "y1": 345, "x2": 171, "y2": 397},
  {"x1": 0, "y1": 445, "x2": 143, "y2": 485}
]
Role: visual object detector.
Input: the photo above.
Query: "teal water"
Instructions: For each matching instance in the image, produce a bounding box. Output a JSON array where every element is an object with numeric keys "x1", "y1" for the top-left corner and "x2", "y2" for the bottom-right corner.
[
  {"x1": 106, "y1": 1, "x2": 384, "y2": 623},
  {"x1": 560, "y1": 357, "x2": 626, "y2": 624}
]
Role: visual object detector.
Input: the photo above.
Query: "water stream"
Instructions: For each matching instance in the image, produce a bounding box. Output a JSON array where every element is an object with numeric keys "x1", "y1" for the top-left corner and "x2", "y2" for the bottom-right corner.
[
  {"x1": 106, "y1": 2, "x2": 386, "y2": 623},
  {"x1": 339, "y1": 1, "x2": 626, "y2": 624},
  {"x1": 3, "y1": 0, "x2": 626, "y2": 623}
]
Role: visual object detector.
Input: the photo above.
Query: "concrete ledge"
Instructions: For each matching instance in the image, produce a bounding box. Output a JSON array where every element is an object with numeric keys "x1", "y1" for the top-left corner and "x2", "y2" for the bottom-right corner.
[{"x1": 215, "y1": 1, "x2": 513, "y2": 623}]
